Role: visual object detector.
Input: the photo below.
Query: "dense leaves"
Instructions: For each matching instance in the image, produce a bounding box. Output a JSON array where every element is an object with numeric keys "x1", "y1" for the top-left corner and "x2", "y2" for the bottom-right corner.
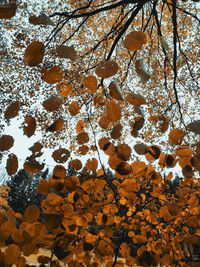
[{"x1": 0, "y1": 0, "x2": 200, "y2": 265}]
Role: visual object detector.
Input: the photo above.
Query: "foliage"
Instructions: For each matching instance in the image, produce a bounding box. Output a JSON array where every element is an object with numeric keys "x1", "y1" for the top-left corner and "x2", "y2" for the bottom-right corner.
[{"x1": 0, "y1": 0, "x2": 200, "y2": 266}]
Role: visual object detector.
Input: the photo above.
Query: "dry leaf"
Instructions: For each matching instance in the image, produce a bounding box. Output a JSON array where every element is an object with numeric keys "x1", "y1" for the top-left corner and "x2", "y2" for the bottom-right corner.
[
  {"x1": 109, "y1": 80, "x2": 123, "y2": 100},
  {"x1": 123, "y1": 31, "x2": 147, "y2": 51},
  {"x1": 42, "y1": 66, "x2": 63, "y2": 84},
  {"x1": 0, "y1": 135, "x2": 14, "y2": 151},
  {"x1": 24, "y1": 41, "x2": 45, "y2": 67},
  {"x1": 6, "y1": 154, "x2": 18, "y2": 175},
  {"x1": 0, "y1": 3, "x2": 17, "y2": 19},
  {"x1": 24, "y1": 159, "x2": 44, "y2": 173},
  {"x1": 187, "y1": 121, "x2": 200, "y2": 134},
  {"x1": 161, "y1": 36, "x2": 169, "y2": 51},
  {"x1": 46, "y1": 118, "x2": 64, "y2": 132},
  {"x1": 29, "y1": 13, "x2": 54, "y2": 26},
  {"x1": 43, "y1": 96, "x2": 63, "y2": 111},
  {"x1": 106, "y1": 102, "x2": 121, "y2": 122},
  {"x1": 56, "y1": 45, "x2": 77, "y2": 61},
  {"x1": 52, "y1": 148, "x2": 70, "y2": 163},
  {"x1": 5, "y1": 101, "x2": 20, "y2": 120},
  {"x1": 24, "y1": 116, "x2": 36, "y2": 137},
  {"x1": 95, "y1": 60, "x2": 118, "y2": 78},
  {"x1": 135, "y1": 59, "x2": 150, "y2": 83}
]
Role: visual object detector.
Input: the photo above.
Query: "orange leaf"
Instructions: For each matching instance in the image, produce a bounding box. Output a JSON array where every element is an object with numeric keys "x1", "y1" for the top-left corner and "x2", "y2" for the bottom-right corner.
[
  {"x1": 124, "y1": 31, "x2": 147, "y2": 51},
  {"x1": 37, "y1": 179, "x2": 49, "y2": 195},
  {"x1": 83, "y1": 75, "x2": 97, "y2": 93},
  {"x1": 70, "y1": 159, "x2": 82, "y2": 170},
  {"x1": 176, "y1": 145, "x2": 193, "y2": 157},
  {"x1": 95, "y1": 60, "x2": 118, "y2": 78},
  {"x1": 58, "y1": 83, "x2": 73, "y2": 97},
  {"x1": 42, "y1": 66, "x2": 63, "y2": 84},
  {"x1": 131, "y1": 161, "x2": 147, "y2": 176},
  {"x1": 86, "y1": 158, "x2": 98, "y2": 171},
  {"x1": 5, "y1": 244, "x2": 20, "y2": 265},
  {"x1": 106, "y1": 102, "x2": 121, "y2": 122},
  {"x1": 68, "y1": 101, "x2": 80, "y2": 116},
  {"x1": 168, "y1": 128, "x2": 186, "y2": 145},
  {"x1": 43, "y1": 96, "x2": 63, "y2": 111},
  {"x1": 23, "y1": 205, "x2": 40, "y2": 223},
  {"x1": 76, "y1": 120, "x2": 85, "y2": 134},
  {"x1": 77, "y1": 132, "x2": 89, "y2": 145},
  {"x1": 24, "y1": 41, "x2": 45, "y2": 66}
]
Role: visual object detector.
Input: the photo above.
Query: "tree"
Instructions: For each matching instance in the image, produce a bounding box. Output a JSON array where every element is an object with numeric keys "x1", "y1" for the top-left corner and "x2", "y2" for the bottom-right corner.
[
  {"x1": 0, "y1": 0, "x2": 200, "y2": 266},
  {"x1": 6, "y1": 168, "x2": 49, "y2": 214}
]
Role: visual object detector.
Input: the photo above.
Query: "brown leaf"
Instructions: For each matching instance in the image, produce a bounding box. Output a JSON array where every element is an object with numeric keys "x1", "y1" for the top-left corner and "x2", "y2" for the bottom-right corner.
[
  {"x1": 111, "y1": 124, "x2": 122, "y2": 139},
  {"x1": 24, "y1": 116, "x2": 36, "y2": 137},
  {"x1": 6, "y1": 154, "x2": 18, "y2": 175},
  {"x1": 5, "y1": 244, "x2": 20, "y2": 265},
  {"x1": 0, "y1": 3, "x2": 17, "y2": 19},
  {"x1": 109, "y1": 80, "x2": 123, "y2": 100},
  {"x1": 168, "y1": 128, "x2": 186, "y2": 145},
  {"x1": 187, "y1": 121, "x2": 200, "y2": 134},
  {"x1": 135, "y1": 59, "x2": 150, "y2": 83},
  {"x1": 24, "y1": 41, "x2": 45, "y2": 67},
  {"x1": 134, "y1": 143, "x2": 148, "y2": 155},
  {"x1": 116, "y1": 143, "x2": 131, "y2": 161},
  {"x1": 98, "y1": 115, "x2": 110, "y2": 130},
  {"x1": 77, "y1": 132, "x2": 89, "y2": 145},
  {"x1": 43, "y1": 96, "x2": 63, "y2": 111},
  {"x1": 83, "y1": 75, "x2": 97, "y2": 93},
  {"x1": 29, "y1": 13, "x2": 54, "y2": 26},
  {"x1": 70, "y1": 159, "x2": 82, "y2": 170},
  {"x1": 29, "y1": 142, "x2": 43, "y2": 158},
  {"x1": 42, "y1": 66, "x2": 63, "y2": 84},
  {"x1": 52, "y1": 148, "x2": 70, "y2": 163},
  {"x1": 53, "y1": 165, "x2": 66, "y2": 179},
  {"x1": 126, "y1": 93, "x2": 146, "y2": 106},
  {"x1": 37, "y1": 179, "x2": 49, "y2": 195},
  {"x1": 123, "y1": 31, "x2": 147, "y2": 51},
  {"x1": 86, "y1": 158, "x2": 98, "y2": 171},
  {"x1": 56, "y1": 45, "x2": 77, "y2": 61},
  {"x1": 5, "y1": 101, "x2": 20, "y2": 120},
  {"x1": 23, "y1": 205, "x2": 40, "y2": 223},
  {"x1": 0, "y1": 135, "x2": 14, "y2": 151},
  {"x1": 24, "y1": 159, "x2": 44, "y2": 173},
  {"x1": 68, "y1": 101, "x2": 80, "y2": 116},
  {"x1": 46, "y1": 118, "x2": 64, "y2": 132},
  {"x1": 106, "y1": 102, "x2": 121, "y2": 122},
  {"x1": 95, "y1": 60, "x2": 118, "y2": 78}
]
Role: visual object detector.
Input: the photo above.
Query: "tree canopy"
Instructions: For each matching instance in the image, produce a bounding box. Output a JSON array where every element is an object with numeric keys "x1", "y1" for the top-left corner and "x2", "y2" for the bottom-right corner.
[{"x1": 0, "y1": 0, "x2": 200, "y2": 266}]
